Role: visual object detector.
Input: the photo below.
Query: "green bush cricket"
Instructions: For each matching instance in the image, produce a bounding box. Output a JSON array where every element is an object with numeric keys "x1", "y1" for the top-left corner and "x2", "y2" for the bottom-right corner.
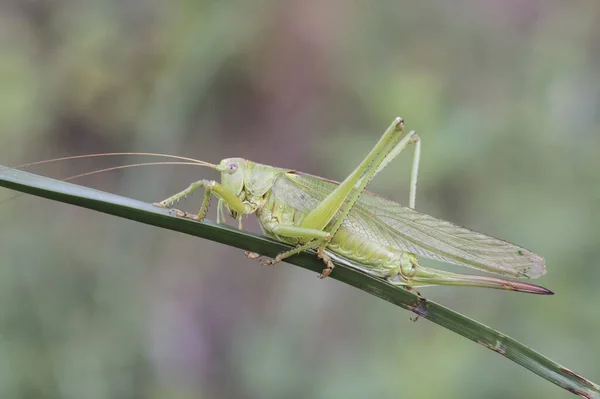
[{"x1": 154, "y1": 117, "x2": 552, "y2": 295}]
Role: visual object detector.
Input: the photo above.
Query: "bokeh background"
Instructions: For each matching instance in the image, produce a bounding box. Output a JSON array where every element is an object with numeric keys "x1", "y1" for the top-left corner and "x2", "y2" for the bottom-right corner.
[{"x1": 1, "y1": 1, "x2": 599, "y2": 398}]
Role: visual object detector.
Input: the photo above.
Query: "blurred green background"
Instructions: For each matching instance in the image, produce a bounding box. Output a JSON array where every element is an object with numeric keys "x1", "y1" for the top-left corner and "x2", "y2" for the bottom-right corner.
[{"x1": 1, "y1": 1, "x2": 599, "y2": 398}]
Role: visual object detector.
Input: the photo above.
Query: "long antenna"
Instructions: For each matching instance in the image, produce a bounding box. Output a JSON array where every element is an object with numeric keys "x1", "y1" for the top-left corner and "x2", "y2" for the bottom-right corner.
[
  {"x1": 2, "y1": 152, "x2": 219, "y2": 172},
  {"x1": 0, "y1": 157, "x2": 220, "y2": 205},
  {"x1": 62, "y1": 161, "x2": 209, "y2": 181}
]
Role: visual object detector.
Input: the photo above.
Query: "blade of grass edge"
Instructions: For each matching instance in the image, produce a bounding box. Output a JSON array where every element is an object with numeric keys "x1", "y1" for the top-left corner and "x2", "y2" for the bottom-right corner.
[{"x1": 0, "y1": 166, "x2": 598, "y2": 398}]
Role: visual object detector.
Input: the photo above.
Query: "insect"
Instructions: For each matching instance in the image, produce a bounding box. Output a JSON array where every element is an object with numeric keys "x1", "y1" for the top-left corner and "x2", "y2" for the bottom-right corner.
[{"x1": 153, "y1": 117, "x2": 552, "y2": 295}]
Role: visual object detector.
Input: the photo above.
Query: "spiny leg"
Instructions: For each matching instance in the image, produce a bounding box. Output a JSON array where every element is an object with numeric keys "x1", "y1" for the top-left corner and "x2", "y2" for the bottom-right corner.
[
  {"x1": 408, "y1": 134, "x2": 421, "y2": 209},
  {"x1": 251, "y1": 124, "x2": 420, "y2": 277},
  {"x1": 216, "y1": 199, "x2": 225, "y2": 224},
  {"x1": 259, "y1": 239, "x2": 324, "y2": 266},
  {"x1": 371, "y1": 130, "x2": 421, "y2": 209},
  {"x1": 197, "y1": 188, "x2": 212, "y2": 220},
  {"x1": 154, "y1": 179, "x2": 255, "y2": 221},
  {"x1": 154, "y1": 180, "x2": 214, "y2": 221},
  {"x1": 156, "y1": 179, "x2": 208, "y2": 207},
  {"x1": 284, "y1": 118, "x2": 406, "y2": 276},
  {"x1": 245, "y1": 239, "x2": 327, "y2": 269},
  {"x1": 324, "y1": 129, "x2": 419, "y2": 240},
  {"x1": 256, "y1": 224, "x2": 331, "y2": 266},
  {"x1": 315, "y1": 128, "x2": 420, "y2": 277},
  {"x1": 300, "y1": 118, "x2": 406, "y2": 232}
]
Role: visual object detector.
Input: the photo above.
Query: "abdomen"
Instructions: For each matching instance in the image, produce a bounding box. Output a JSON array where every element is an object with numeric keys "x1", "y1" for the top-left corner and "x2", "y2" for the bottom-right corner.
[{"x1": 258, "y1": 188, "x2": 400, "y2": 271}]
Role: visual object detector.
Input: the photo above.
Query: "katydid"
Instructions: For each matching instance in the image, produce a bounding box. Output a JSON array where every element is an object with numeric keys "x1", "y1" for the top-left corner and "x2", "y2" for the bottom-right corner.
[{"x1": 154, "y1": 117, "x2": 552, "y2": 295}]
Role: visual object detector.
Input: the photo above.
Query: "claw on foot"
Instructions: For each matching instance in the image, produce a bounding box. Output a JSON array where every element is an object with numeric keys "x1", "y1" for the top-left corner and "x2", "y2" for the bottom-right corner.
[
  {"x1": 318, "y1": 267, "x2": 333, "y2": 279},
  {"x1": 244, "y1": 251, "x2": 261, "y2": 260},
  {"x1": 316, "y1": 247, "x2": 334, "y2": 279},
  {"x1": 154, "y1": 201, "x2": 175, "y2": 209},
  {"x1": 155, "y1": 203, "x2": 186, "y2": 217},
  {"x1": 405, "y1": 286, "x2": 424, "y2": 300},
  {"x1": 169, "y1": 210, "x2": 200, "y2": 221}
]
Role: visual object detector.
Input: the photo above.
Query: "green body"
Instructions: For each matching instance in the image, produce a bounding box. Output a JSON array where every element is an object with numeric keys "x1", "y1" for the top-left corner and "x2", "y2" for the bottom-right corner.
[
  {"x1": 237, "y1": 164, "x2": 547, "y2": 292},
  {"x1": 257, "y1": 168, "x2": 405, "y2": 272},
  {"x1": 156, "y1": 118, "x2": 550, "y2": 294}
]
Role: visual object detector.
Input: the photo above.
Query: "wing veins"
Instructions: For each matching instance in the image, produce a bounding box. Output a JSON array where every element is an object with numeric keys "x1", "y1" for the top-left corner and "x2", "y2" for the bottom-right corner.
[{"x1": 280, "y1": 172, "x2": 545, "y2": 278}]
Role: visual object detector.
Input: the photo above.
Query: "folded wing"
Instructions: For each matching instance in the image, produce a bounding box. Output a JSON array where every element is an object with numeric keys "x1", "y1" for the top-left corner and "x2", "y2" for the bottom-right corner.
[{"x1": 278, "y1": 172, "x2": 545, "y2": 279}]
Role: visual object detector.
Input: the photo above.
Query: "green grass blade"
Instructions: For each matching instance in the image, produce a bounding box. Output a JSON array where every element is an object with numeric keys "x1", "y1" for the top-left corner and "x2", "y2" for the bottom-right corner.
[{"x1": 1, "y1": 166, "x2": 598, "y2": 398}]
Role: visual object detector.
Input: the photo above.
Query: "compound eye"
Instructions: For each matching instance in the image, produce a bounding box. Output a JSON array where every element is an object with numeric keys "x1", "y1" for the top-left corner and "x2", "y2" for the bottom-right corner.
[{"x1": 227, "y1": 162, "x2": 238, "y2": 174}]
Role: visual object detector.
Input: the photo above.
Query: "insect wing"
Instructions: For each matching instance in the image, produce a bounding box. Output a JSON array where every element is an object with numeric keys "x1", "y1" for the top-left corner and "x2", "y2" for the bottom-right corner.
[{"x1": 285, "y1": 172, "x2": 546, "y2": 279}]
